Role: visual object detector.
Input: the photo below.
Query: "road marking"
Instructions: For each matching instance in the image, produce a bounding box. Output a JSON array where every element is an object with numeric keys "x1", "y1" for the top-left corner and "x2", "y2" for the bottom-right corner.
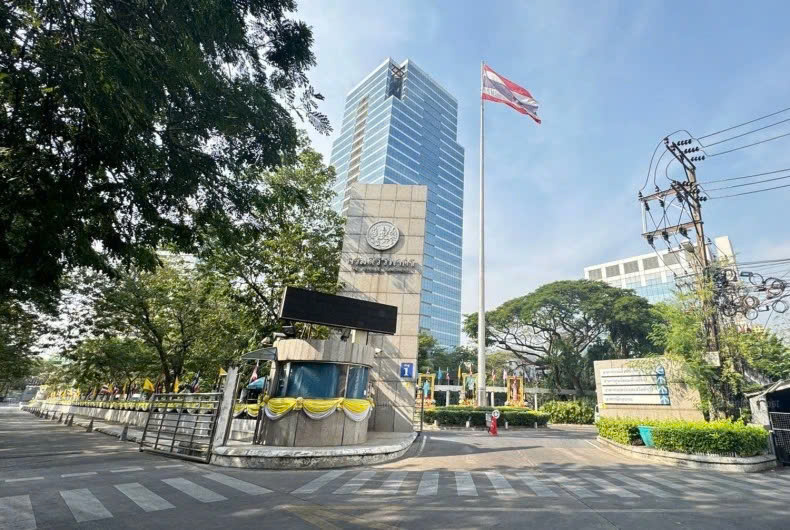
[
  {"x1": 485, "y1": 471, "x2": 516, "y2": 496},
  {"x1": 543, "y1": 473, "x2": 597, "y2": 498},
  {"x1": 334, "y1": 471, "x2": 376, "y2": 495},
  {"x1": 416, "y1": 472, "x2": 439, "y2": 496},
  {"x1": 368, "y1": 471, "x2": 408, "y2": 495},
  {"x1": 454, "y1": 471, "x2": 478, "y2": 496},
  {"x1": 110, "y1": 467, "x2": 143, "y2": 473},
  {"x1": 516, "y1": 472, "x2": 558, "y2": 497},
  {"x1": 3, "y1": 477, "x2": 44, "y2": 483},
  {"x1": 636, "y1": 473, "x2": 716, "y2": 496},
  {"x1": 0, "y1": 495, "x2": 36, "y2": 530},
  {"x1": 585, "y1": 440, "x2": 602, "y2": 449},
  {"x1": 702, "y1": 474, "x2": 775, "y2": 497},
  {"x1": 670, "y1": 475, "x2": 732, "y2": 495},
  {"x1": 155, "y1": 464, "x2": 184, "y2": 469},
  {"x1": 606, "y1": 473, "x2": 672, "y2": 498},
  {"x1": 60, "y1": 488, "x2": 113, "y2": 522},
  {"x1": 292, "y1": 470, "x2": 346, "y2": 495},
  {"x1": 578, "y1": 473, "x2": 639, "y2": 498},
  {"x1": 203, "y1": 473, "x2": 271, "y2": 495},
  {"x1": 416, "y1": 435, "x2": 427, "y2": 456},
  {"x1": 162, "y1": 478, "x2": 227, "y2": 503},
  {"x1": 61, "y1": 472, "x2": 98, "y2": 478},
  {"x1": 115, "y1": 483, "x2": 175, "y2": 512}
]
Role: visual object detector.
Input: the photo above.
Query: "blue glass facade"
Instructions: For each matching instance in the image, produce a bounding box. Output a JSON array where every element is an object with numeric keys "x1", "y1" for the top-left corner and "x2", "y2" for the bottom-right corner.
[{"x1": 329, "y1": 59, "x2": 464, "y2": 349}]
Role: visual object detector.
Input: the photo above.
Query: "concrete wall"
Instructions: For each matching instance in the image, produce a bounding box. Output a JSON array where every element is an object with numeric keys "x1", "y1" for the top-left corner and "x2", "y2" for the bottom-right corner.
[
  {"x1": 338, "y1": 183, "x2": 426, "y2": 433},
  {"x1": 594, "y1": 359, "x2": 704, "y2": 421},
  {"x1": 39, "y1": 403, "x2": 255, "y2": 442}
]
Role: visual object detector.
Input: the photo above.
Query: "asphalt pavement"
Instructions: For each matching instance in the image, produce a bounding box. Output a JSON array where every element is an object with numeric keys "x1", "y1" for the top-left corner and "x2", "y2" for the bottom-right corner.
[{"x1": 2, "y1": 407, "x2": 789, "y2": 529}]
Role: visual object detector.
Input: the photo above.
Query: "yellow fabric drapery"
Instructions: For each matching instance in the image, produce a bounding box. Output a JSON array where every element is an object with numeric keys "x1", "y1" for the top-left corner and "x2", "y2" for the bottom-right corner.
[{"x1": 263, "y1": 397, "x2": 374, "y2": 421}]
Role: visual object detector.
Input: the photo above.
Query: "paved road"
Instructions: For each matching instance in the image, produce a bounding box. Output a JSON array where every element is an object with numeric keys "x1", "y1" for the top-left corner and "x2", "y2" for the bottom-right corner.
[{"x1": 2, "y1": 408, "x2": 789, "y2": 529}]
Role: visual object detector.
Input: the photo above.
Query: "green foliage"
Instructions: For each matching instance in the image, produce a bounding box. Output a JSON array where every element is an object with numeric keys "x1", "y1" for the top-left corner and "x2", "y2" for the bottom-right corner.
[
  {"x1": 417, "y1": 332, "x2": 441, "y2": 373},
  {"x1": 595, "y1": 417, "x2": 645, "y2": 445},
  {"x1": 596, "y1": 417, "x2": 769, "y2": 456},
  {"x1": 464, "y1": 280, "x2": 660, "y2": 391},
  {"x1": 0, "y1": 0, "x2": 328, "y2": 308},
  {"x1": 198, "y1": 146, "x2": 343, "y2": 345},
  {"x1": 0, "y1": 300, "x2": 47, "y2": 395},
  {"x1": 540, "y1": 400, "x2": 595, "y2": 424},
  {"x1": 423, "y1": 407, "x2": 549, "y2": 427}
]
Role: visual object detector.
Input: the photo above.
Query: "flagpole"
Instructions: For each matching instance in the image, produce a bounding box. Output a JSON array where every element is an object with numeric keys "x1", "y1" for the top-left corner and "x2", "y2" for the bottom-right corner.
[{"x1": 477, "y1": 60, "x2": 486, "y2": 407}]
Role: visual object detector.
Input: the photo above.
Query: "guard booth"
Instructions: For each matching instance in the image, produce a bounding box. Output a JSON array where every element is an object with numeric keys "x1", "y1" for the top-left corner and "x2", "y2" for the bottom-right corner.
[
  {"x1": 254, "y1": 287, "x2": 398, "y2": 446},
  {"x1": 748, "y1": 380, "x2": 790, "y2": 464}
]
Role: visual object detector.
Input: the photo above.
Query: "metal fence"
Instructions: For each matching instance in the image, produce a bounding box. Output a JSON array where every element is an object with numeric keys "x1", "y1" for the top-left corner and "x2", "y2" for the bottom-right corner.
[
  {"x1": 139, "y1": 393, "x2": 221, "y2": 463},
  {"x1": 769, "y1": 411, "x2": 790, "y2": 464}
]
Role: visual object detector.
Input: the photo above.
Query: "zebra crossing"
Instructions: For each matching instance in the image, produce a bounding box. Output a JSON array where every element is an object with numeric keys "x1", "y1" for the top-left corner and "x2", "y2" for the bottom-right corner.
[{"x1": 2, "y1": 470, "x2": 787, "y2": 528}]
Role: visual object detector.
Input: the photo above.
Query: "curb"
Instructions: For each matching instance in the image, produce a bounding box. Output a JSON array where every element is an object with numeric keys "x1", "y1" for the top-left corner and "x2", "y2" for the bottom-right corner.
[{"x1": 596, "y1": 436, "x2": 777, "y2": 473}]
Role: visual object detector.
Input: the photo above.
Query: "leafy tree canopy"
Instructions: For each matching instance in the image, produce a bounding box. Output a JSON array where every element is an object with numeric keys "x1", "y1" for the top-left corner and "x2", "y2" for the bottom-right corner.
[
  {"x1": 464, "y1": 280, "x2": 661, "y2": 390},
  {"x1": 0, "y1": 0, "x2": 328, "y2": 309}
]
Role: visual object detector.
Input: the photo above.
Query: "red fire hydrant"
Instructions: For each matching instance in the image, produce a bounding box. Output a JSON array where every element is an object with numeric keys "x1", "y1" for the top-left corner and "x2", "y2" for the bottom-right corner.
[{"x1": 489, "y1": 410, "x2": 499, "y2": 436}]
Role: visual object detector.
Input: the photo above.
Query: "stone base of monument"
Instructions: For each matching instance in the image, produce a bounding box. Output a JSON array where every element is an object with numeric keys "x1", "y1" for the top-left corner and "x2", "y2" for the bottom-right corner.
[{"x1": 210, "y1": 431, "x2": 416, "y2": 469}]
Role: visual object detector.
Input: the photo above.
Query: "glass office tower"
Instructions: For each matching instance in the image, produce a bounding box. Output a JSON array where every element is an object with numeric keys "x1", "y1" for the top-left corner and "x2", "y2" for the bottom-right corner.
[{"x1": 329, "y1": 58, "x2": 465, "y2": 349}]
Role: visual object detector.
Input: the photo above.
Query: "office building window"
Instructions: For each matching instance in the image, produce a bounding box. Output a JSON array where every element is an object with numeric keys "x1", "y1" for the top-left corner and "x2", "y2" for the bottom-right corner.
[
  {"x1": 642, "y1": 256, "x2": 659, "y2": 270},
  {"x1": 623, "y1": 260, "x2": 639, "y2": 274},
  {"x1": 662, "y1": 252, "x2": 680, "y2": 265},
  {"x1": 588, "y1": 268, "x2": 602, "y2": 280},
  {"x1": 605, "y1": 265, "x2": 621, "y2": 278}
]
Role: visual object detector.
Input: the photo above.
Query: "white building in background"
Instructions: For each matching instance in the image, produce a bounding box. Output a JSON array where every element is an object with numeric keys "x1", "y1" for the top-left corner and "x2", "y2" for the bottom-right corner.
[{"x1": 583, "y1": 236, "x2": 736, "y2": 304}]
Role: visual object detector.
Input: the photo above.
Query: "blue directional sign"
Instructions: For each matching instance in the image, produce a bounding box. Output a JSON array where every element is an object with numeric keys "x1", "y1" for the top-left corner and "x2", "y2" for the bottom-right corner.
[{"x1": 400, "y1": 363, "x2": 414, "y2": 378}]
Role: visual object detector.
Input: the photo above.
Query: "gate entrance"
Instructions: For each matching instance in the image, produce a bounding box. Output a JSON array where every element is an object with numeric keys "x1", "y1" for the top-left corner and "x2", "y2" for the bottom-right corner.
[
  {"x1": 769, "y1": 412, "x2": 790, "y2": 464},
  {"x1": 139, "y1": 392, "x2": 221, "y2": 463}
]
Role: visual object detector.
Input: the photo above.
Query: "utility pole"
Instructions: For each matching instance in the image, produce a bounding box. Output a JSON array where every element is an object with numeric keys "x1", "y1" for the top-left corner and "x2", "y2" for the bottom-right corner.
[{"x1": 639, "y1": 139, "x2": 720, "y2": 357}]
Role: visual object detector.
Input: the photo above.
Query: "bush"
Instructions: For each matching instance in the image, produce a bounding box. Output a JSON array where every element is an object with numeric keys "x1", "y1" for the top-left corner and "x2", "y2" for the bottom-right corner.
[
  {"x1": 651, "y1": 420, "x2": 769, "y2": 457},
  {"x1": 423, "y1": 407, "x2": 549, "y2": 427},
  {"x1": 540, "y1": 400, "x2": 595, "y2": 424},
  {"x1": 595, "y1": 417, "x2": 645, "y2": 445},
  {"x1": 596, "y1": 417, "x2": 769, "y2": 457}
]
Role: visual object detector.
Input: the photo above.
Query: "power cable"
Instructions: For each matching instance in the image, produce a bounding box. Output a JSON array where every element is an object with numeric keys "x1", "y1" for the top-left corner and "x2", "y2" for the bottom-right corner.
[
  {"x1": 698, "y1": 167, "x2": 790, "y2": 185},
  {"x1": 702, "y1": 173, "x2": 790, "y2": 192},
  {"x1": 708, "y1": 131, "x2": 790, "y2": 157},
  {"x1": 708, "y1": 182, "x2": 790, "y2": 199},
  {"x1": 641, "y1": 130, "x2": 696, "y2": 192},
  {"x1": 700, "y1": 117, "x2": 790, "y2": 147},
  {"x1": 698, "y1": 106, "x2": 790, "y2": 140}
]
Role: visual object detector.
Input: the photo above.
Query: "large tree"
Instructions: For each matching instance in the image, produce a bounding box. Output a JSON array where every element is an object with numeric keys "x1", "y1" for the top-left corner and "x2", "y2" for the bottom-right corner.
[
  {"x1": 0, "y1": 0, "x2": 328, "y2": 308},
  {"x1": 464, "y1": 280, "x2": 660, "y2": 390},
  {"x1": 0, "y1": 300, "x2": 47, "y2": 396},
  {"x1": 199, "y1": 145, "x2": 344, "y2": 341}
]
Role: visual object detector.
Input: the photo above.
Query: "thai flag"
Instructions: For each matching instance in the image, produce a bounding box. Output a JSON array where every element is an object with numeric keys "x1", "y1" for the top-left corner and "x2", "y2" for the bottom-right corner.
[{"x1": 482, "y1": 65, "x2": 541, "y2": 124}]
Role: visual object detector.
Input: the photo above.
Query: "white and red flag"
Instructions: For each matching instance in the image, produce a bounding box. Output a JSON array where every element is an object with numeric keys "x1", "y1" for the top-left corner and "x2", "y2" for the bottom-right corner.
[{"x1": 482, "y1": 65, "x2": 541, "y2": 124}]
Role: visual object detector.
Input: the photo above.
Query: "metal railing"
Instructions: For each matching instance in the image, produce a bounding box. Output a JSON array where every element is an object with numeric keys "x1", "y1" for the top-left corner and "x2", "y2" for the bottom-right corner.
[{"x1": 139, "y1": 393, "x2": 221, "y2": 463}]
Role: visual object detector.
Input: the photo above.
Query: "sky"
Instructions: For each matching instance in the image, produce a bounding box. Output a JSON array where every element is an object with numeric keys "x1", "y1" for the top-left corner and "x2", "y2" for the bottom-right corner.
[{"x1": 294, "y1": 0, "x2": 790, "y2": 323}]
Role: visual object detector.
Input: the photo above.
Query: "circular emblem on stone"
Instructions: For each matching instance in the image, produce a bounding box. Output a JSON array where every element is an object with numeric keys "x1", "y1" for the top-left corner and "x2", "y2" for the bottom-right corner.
[{"x1": 366, "y1": 221, "x2": 400, "y2": 251}]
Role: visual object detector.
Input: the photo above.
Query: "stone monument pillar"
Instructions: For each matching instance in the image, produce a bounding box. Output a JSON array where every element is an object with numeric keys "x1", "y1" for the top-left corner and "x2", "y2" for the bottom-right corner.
[{"x1": 337, "y1": 183, "x2": 427, "y2": 432}]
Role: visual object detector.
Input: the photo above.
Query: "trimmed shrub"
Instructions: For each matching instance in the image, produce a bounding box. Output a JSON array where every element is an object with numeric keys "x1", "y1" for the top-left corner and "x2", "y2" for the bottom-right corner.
[
  {"x1": 595, "y1": 417, "x2": 644, "y2": 445},
  {"x1": 596, "y1": 417, "x2": 770, "y2": 457},
  {"x1": 423, "y1": 407, "x2": 549, "y2": 427},
  {"x1": 651, "y1": 420, "x2": 769, "y2": 457},
  {"x1": 540, "y1": 400, "x2": 595, "y2": 424}
]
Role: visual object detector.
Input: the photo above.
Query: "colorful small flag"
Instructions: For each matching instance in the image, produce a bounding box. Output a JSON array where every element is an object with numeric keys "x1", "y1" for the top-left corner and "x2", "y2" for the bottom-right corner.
[
  {"x1": 457, "y1": 364, "x2": 461, "y2": 382},
  {"x1": 437, "y1": 368, "x2": 443, "y2": 382},
  {"x1": 173, "y1": 377, "x2": 180, "y2": 393},
  {"x1": 190, "y1": 371, "x2": 201, "y2": 393},
  {"x1": 219, "y1": 367, "x2": 228, "y2": 377},
  {"x1": 143, "y1": 378, "x2": 155, "y2": 392},
  {"x1": 503, "y1": 368, "x2": 508, "y2": 382},
  {"x1": 482, "y1": 64, "x2": 541, "y2": 123},
  {"x1": 445, "y1": 368, "x2": 450, "y2": 382},
  {"x1": 491, "y1": 367, "x2": 496, "y2": 382},
  {"x1": 250, "y1": 362, "x2": 259, "y2": 383}
]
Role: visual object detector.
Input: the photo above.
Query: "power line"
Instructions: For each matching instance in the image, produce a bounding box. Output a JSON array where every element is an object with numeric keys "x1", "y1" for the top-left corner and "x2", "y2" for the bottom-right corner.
[
  {"x1": 698, "y1": 106, "x2": 790, "y2": 140},
  {"x1": 708, "y1": 182, "x2": 790, "y2": 199},
  {"x1": 700, "y1": 117, "x2": 790, "y2": 147},
  {"x1": 701, "y1": 173, "x2": 790, "y2": 192},
  {"x1": 641, "y1": 130, "x2": 692, "y2": 192},
  {"x1": 708, "y1": 130, "x2": 790, "y2": 157},
  {"x1": 698, "y1": 167, "x2": 790, "y2": 185}
]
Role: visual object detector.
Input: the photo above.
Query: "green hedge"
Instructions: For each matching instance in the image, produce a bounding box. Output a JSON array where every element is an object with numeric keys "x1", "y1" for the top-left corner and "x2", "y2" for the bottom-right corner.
[
  {"x1": 540, "y1": 400, "x2": 595, "y2": 424},
  {"x1": 595, "y1": 417, "x2": 769, "y2": 457},
  {"x1": 423, "y1": 407, "x2": 549, "y2": 427}
]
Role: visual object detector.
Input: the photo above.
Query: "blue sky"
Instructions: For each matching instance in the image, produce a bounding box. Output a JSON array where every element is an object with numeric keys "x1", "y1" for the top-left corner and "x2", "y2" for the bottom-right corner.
[{"x1": 296, "y1": 0, "x2": 790, "y2": 318}]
